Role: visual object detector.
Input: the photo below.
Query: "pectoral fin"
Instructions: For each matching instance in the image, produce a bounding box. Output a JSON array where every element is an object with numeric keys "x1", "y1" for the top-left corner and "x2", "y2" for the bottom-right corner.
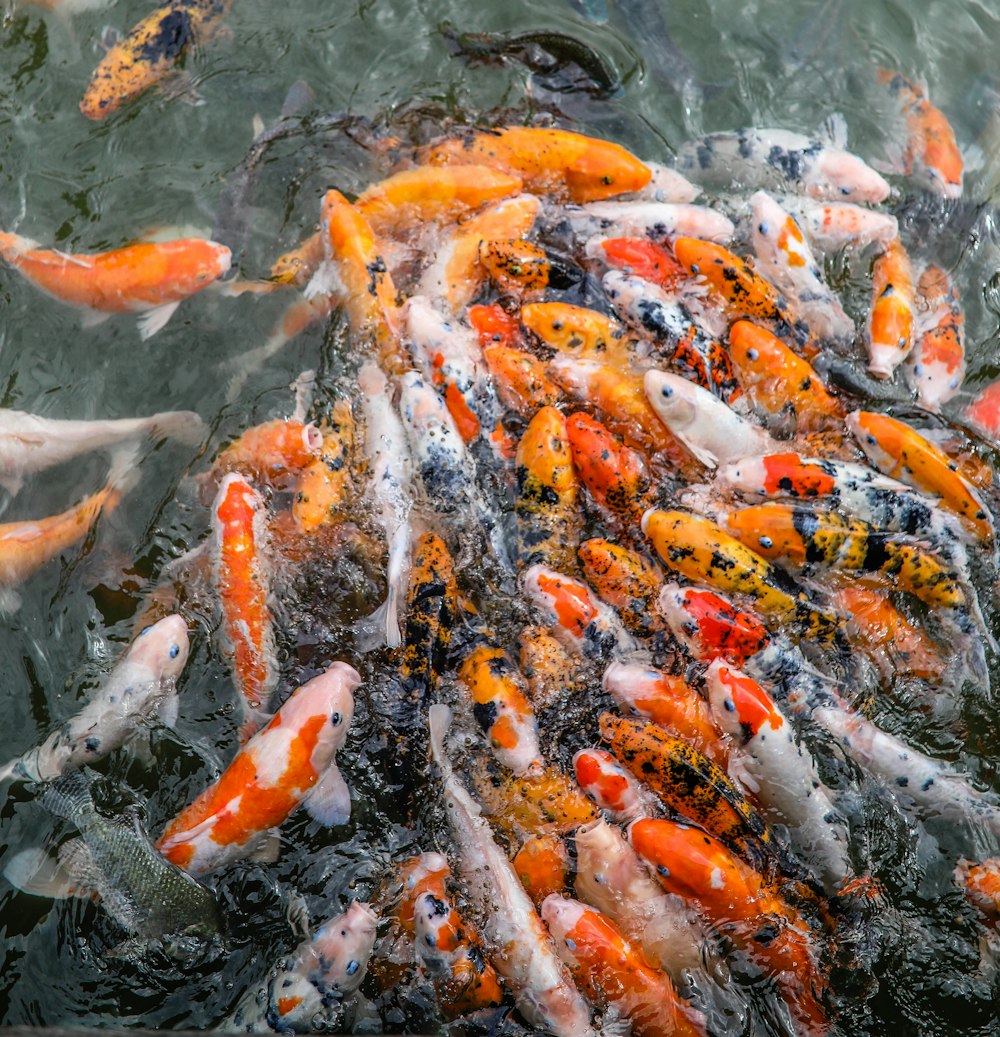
[
  {"x1": 137, "y1": 301, "x2": 181, "y2": 341},
  {"x1": 303, "y1": 763, "x2": 351, "y2": 827},
  {"x1": 4, "y1": 846, "x2": 86, "y2": 899}
]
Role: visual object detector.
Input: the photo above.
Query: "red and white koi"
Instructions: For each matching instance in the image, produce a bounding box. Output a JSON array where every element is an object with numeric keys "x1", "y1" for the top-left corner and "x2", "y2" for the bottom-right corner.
[
  {"x1": 964, "y1": 379, "x2": 1000, "y2": 446},
  {"x1": 0, "y1": 231, "x2": 230, "y2": 339},
  {"x1": 427, "y1": 704, "x2": 596, "y2": 1037},
  {"x1": 776, "y1": 197, "x2": 898, "y2": 253},
  {"x1": 157, "y1": 662, "x2": 359, "y2": 875},
  {"x1": 703, "y1": 660, "x2": 851, "y2": 892},
  {"x1": 573, "y1": 747, "x2": 660, "y2": 823},
  {"x1": 656, "y1": 583, "x2": 772, "y2": 666},
  {"x1": 908, "y1": 264, "x2": 965, "y2": 412}
]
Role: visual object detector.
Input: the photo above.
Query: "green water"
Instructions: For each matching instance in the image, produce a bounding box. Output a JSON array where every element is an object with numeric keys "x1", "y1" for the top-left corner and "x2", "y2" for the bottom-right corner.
[{"x1": 1, "y1": 0, "x2": 1000, "y2": 1032}]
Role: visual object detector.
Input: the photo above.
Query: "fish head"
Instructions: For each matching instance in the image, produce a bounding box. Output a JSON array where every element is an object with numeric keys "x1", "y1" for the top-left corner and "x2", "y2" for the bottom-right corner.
[
  {"x1": 564, "y1": 138, "x2": 651, "y2": 202},
  {"x1": 811, "y1": 150, "x2": 891, "y2": 203},
  {"x1": 128, "y1": 613, "x2": 190, "y2": 680},
  {"x1": 279, "y1": 662, "x2": 360, "y2": 768},
  {"x1": 726, "y1": 503, "x2": 799, "y2": 561},
  {"x1": 539, "y1": 892, "x2": 589, "y2": 945},
  {"x1": 728, "y1": 320, "x2": 787, "y2": 379},
  {"x1": 412, "y1": 889, "x2": 464, "y2": 956},
  {"x1": 656, "y1": 583, "x2": 771, "y2": 664},
  {"x1": 309, "y1": 901, "x2": 378, "y2": 994},
  {"x1": 703, "y1": 658, "x2": 783, "y2": 742},
  {"x1": 845, "y1": 410, "x2": 900, "y2": 472},
  {"x1": 643, "y1": 370, "x2": 700, "y2": 434},
  {"x1": 521, "y1": 564, "x2": 597, "y2": 644},
  {"x1": 573, "y1": 748, "x2": 638, "y2": 814},
  {"x1": 165, "y1": 239, "x2": 232, "y2": 295}
]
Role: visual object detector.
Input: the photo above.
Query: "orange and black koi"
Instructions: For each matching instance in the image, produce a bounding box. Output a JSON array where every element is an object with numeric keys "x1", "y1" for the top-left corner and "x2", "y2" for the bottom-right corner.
[
  {"x1": 291, "y1": 401, "x2": 357, "y2": 534},
  {"x1": 577, "y1": 539, "x2": 665, "y2": 638},
  {"x1": 519, "y1": 625, "x2": 579, "y2": 709},
  {"x1": 655, "y1": 583, "x2": 772, "y2": 666},
  {"x1": 475, "y1": 761, "x2": 598, "y2": 838}
]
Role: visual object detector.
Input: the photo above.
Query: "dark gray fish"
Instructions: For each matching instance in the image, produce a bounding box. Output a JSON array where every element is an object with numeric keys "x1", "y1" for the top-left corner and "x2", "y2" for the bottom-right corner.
[
  {"x1": 5, "y1": 769, "x2": 221, "y2": 946},
  {"x1": 441, "y1": 23, "x2": 621, "y2": 97}
]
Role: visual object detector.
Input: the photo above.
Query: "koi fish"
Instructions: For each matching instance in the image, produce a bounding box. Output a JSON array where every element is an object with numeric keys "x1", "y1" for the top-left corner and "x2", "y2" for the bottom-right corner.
[
  {"x1": 0, "y1": 407, "x2": 204, "y2": 497},
  {"x1": 644, "y1": 369, "x2": 776, "y2": 469},
  {"x1": 634, "y1": 161, "x2": 701, "y2": 203},
  {"x1": 598, "y1": 237, "x2": 686, "y2": 291},
  {"x1": 80, "y1": 0, "x2": 234, "y2": 119},
  {"x1": 6, "y1": 768, "x2": 221, "y2": 947},
  {"x1": 964, "y1": 379, "x2": 1000, "y2": 446},
  {"x1": 475, "y1": 762, "x2": 598, "y2": 837},
  {"x1": 847, "y1": 410, "x2": 995, "y2": 543},
  {"x1": 0, "y1": 232, "x2": 230, "y2": 339},
  {"x1": 676, "y1": 125, "x2": 890, "y2": 202},
  {"x1": 427, "y1": 704, "x2": 596, "y2": 1037},
  {"x1": 573, "y1": 747, "x2": 660, "y2": 823},
  {"x1": 573, "y1": 818, "x2": 714, "y2": 983},
  {"x1": 577, "y1": 539, "x2": 665, "y2": 636},
  {"x1": 630, "y1": 818, "x2": 828, "y2": 1036},
  {"x1": 521, "y1": 563, "x2": 639, "y2": 659},
  {"x1": 776, "y1": 197, "x2": 898, "y2": 253},
  {"x1": 877, "y1": 69, "x2": 963, "y2": 197},
  {"x1": 728, "y1": 321, "x2": 843, "y2": 433},
  {"x1": 908, "y1": 264, "x2": 965, "y2": 412},
  {"x1": 703, "y1": 660, "x2": 851, "y2": 892},
  {"x1": 480, "y1": 239, "x2": 560, "y2": 299},
  {"x1": 602, "y1": 660, "x2": 728, "y2": 768},
  {"x1": 866, "y1": 238, "x2": 915, "y2": 379},
  {"x1": 0, "y1": 614, "x2": 188, "y2": 785},
  {"x1": 515, "y1": 406, "x2": 582, "y2": 573},
  {"x1": 156, "y1": 662, "x2": 359, "y2": 874},
  {"x1": 292, "y1": 401, "x2": 357, "y2": 533},
  {"x1": 522, "y1": 300, "x2": 632, "y2": 366},
  {"x1": 484, "y1": 344, "x2": 564, "y2": 417},
  {"x1": 458, "y1": 641, "x2": 543, "y2": 776},
  {"x1": 227, "y1": 902, "x2": 377, "y2": 1032},
  {"x1": 642, "y1": 509, "x2": 841, "y2": 642},
  {"x1": 468, "y1": 301, "x2": 524, "y2": 350},
  {"x1": 213, "y1": 474, "x2": 276, "y2": 741},
  {"x1": 655, "y1": 582, "x2": 772, "y2": 666},
  {"x1": 422, "y1": 125, "x2": 650, "y2": 202},
  {"x1": 600, "y1": 713, "x2": 778, "y2": 869},
  {"x1": 513, "y1": 834, "x2": 570, "y2": 907},
  {"x1": 956, "y1": 858, "x2": 1000, "y2": 922},
  {"x1": 542, "y1": 895, "x2": 708, "y2": 1037},
  {"x1": 570, "y1": 200, "x2": 735, "y2": 243},
  {"x1": 358, "y1": 361, "x2": 413, "y2": 649},
  {"x1": 748, "y1": 192, "x2": 853, "y2": 341},
  {"x1": 519, "y1": 625, "x2": 579, "y2": 709}
]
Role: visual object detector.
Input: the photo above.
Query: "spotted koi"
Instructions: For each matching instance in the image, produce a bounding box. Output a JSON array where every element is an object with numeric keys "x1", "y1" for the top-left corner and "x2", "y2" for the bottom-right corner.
[
  {"x1": 866, "y1": 238, "x2": 914, "y2": 380},
  {"x1": 908, "y1": 264, "x2": 965, "y2": 412},
  {"x1": 655, "y1": 583, "x2": 772, "y2": 666},
  {"x1": 292, "y1": 401, "x2": 357, "y2": 533},
  {"x1": 577, "y1": 538, "x2": 665, "y2": 637}
]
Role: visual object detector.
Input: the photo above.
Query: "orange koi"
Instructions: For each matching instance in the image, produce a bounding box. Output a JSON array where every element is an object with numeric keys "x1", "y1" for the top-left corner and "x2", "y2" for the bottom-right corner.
[
  {"x1": 422, "y1": 125, "x2": 651, "y2": 202},
  {"x1": 212, "y1": 473, "x2": 276, "y2": 740},
  {"x1": 577, "y1": 539, "x2": 665, "y2": 637},
  {"x1": 728, "y1": 320, "x2": 843, "y2": 432},
  {"x1": 514, "y1": 833, "x2": 569, "y2": 907},
  {"x1": 80, "y1": 0, "x2": 233, "y2": 120},
  {"x1": 468, "y1": 301, "x2": 523, "y2": 349},
  {"x1": 521, "y1": 301, "x2": 631, "y2": 368},
  {"x1": 519, "y1": 625, "x2": 579, "y2": 709},
  {"x1": 601, "y1": 713, "x2": 776, "y2": 867},
  {"x1": 480, "y1": 239, "x2": 553, "y2": 298},
  {"x1": 847, "y1": 410, "x2": 994, "y2": 542},
  {"x1": 542, "y1": 896, "x2": 708, "y2": 1037},
  {"x1": 515, "y1": 406, "x2": 582, "y2": 572},
  {"x1": 484, "y1": 344, "x2": 564, "y2": 417},
  {"x1": 630, "y1": 818, "x2": 828, "y2": 1036},
  {"x1": 602, "y1": 660, "x2": 728, "y2": 768},
  {"x1": 866, "y1": 238, "x2": 914, "y2": 379},
  {"x1": 157, "y1": 662, "x2": 359, "y2": 874},
  {"x1": 909, "y1": 264, "x2": 965, "y2": 412},
  {"x1": 458, "y1": 642, "x2": 543, "y2": 776},
  {"x1": 656, "y1": 583, "x2": 772, "y2": 666},
  {"x1": 291, "y1": 401, "x2": 357, "y2": 533},
  {"x1": 567, "y1": 414, "x2": 656, "y2": 536},
  {"x1": 599, "y1": 237, "x2": 685, "y2": 291},
  {"x1": 0, "y1": 232, "x2": 230, "y2": 339},
  {"x1": 573, "y1": 747, "x2": 659, "y2": 823}
]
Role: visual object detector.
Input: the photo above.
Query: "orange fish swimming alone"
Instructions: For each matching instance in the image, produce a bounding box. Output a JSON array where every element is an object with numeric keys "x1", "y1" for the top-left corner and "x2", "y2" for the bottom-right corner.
[{"x1": 0, "y1": 231, "x2": 231, "y2": 339}]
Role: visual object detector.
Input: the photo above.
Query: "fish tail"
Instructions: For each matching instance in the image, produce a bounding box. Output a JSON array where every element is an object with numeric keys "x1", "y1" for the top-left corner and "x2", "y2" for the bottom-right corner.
[
  {"x1": 0, "y1": 231, "x2": 34, "y2": 262},
  {"x1": 148, "y1": 410, "x2": 208, "y2": 448},
  {"x1": 427, "y1": 703, "x2": 454, "y2": 780},
  {"x1": 383, "y1": 520, "x2": 412, "y2": 649},
  {"x1": 937, "y1": 609, "x2": 990, "y2": 695}
]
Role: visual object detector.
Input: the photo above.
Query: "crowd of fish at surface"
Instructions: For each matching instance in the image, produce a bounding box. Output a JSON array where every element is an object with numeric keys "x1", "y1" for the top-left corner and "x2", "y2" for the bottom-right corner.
[{"x1": 7, "y1": 1, "x2": 1000, "y2": 1035}]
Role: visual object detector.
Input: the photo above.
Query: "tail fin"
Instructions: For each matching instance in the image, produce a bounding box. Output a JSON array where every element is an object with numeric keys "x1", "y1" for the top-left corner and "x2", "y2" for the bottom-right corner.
[
  {"x1": 148, "y1": 410, "x2": 207, "y2": 448},
  {"x1": 4, "y1": 846, "x2": 78, "y2": 899},
  {"x1": 427, "y1": 703, "x2": 454, "y2": 780}
]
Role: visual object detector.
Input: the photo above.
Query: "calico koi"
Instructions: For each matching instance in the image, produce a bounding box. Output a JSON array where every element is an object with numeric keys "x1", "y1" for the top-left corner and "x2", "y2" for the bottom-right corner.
[
  {"x1": 577, "y1": 539, "x2": 665, "y2": 636},
  {"x1": 908, "y1": 264, "x2": 965, "y2": 412},
  {"x1": 866, "y1": 238, "x2": 915, "y2": 380},
  {"x1": 655, "y1": 583, "x2": 772, "y2": 666},
  {"x1": 573, "y1": 747, "x2": 660, "y2": 823}
]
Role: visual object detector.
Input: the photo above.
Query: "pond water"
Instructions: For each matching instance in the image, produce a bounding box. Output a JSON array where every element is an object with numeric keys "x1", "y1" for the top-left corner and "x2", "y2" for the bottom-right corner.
[{"x1": 1, "y1": 0, "x2": 1000, "y2": 1033}]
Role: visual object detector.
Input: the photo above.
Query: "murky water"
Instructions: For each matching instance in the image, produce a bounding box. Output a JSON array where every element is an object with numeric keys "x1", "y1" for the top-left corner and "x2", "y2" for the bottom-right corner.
[{"x1": 2, "y1": 0, "x2": 1000, "y2": 1032}]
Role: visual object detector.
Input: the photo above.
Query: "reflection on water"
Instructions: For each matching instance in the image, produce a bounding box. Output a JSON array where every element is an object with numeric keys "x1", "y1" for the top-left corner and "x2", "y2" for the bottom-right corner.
[{"x1": 0, "y1": 0, "x2": 999, "y2": 1032}]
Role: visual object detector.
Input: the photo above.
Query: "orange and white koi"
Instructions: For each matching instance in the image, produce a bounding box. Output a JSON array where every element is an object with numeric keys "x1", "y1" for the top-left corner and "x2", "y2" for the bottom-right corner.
[
  {"x1": 573, "y1": 747, "x2": 660, "y2": 823},
  {"x1": 0, "y1": 231, "x2": 230, "y2": 339},
  {"x1": 644, "y1": 369, "x2": 776, "y2": 469},
  {"x1": 212, "y1": 473, "x2": 276, "y2": 741},
  {"x1": 515, "y1": 406, "x2": 582, "y2": 573},
  {"x1": 542, "y1": 896, "x2": 708, "y2": 1037},
  {"x1": 656, "y1": 583, "x2": 771, "y2": 666},
  {"x1": 777, "y1": 197, "x2": 899, "y2": 253},
  {"x1": 577, "y1": 539, "x2": 666, "y2": 637},
  {"x1": 704, "y1": 660, "x2": 850, "y2": 892},
  {"x1": 427, "y1": 704, "x2": 596, "y2": 1037},
  {"x1": 157, "y1": 662, "x2": 359, "y2": 874},
  {"x1": 422, "y1": 125, "x2": 650, "y2": 203},
  {"x1": 677, "y1": 126, "x2": 890, "y2": 203},
  {"x1": 965, "y1": 379, "x2": 1000, "y2": 446},
  {"x1": 418, "y1": 194, "x2": 541, "y2": 313},
  {"x1": 513, "y1": 834, "x2": 570, "y2": 907},
  {"x1": 227, "y1": 901, "x2": 377, "y2": 1032},
  {"x1": 847, "y1": 410, "x2": 995, "y2": 543},
  {"x1": 602, "y1": 660, "x2": 728, "y2": 768},
  {"x1": 358, "y1": 361, "x2": 413, "y2": 649},
  {"x1": 908, "y1": 264, "x2": 965, "y2": 412},
  {"x1": 567, "y1": 414, "x2": 656, "y2": 536},
  {"x1": 866, "y1": 238, "x2": 915, "y2": 379},
  {"x1": 573, "y1": 818, "x2": 714, "y2": 983},
  {"x1": 80, "y1": 0, "x2": 233, "y2": 120},
  {"x1": 877, "y1": 69, "x2": 964, "y2": 198},
  {"x1": 748, "y1": 192, "x2": 853, "y2": 341},
  {"x1": 521, "y1": 564, "x2": 638, "y2": 660},
  {"x1": 642, "y1": 509, "x2": 841, "y2": 642},
  {"x1": 571, "y1": 200, "x2": 734, "y2": 244},
  {"x1": 630, "y1": 818, "x2": 828, "y2": 1036},
  {"x1": 291, "y1": 401, "x2": 357, "y2": 533},
  {"x1": 458, "y1": 642, "x2": 543, "y2": 776}
]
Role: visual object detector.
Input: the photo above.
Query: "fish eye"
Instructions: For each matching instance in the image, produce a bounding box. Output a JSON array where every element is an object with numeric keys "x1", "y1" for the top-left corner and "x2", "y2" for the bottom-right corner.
[
  {"x1": 661, "y1": 385, "x2": 673, "y2": 398},
  {"x1": 746, "y1": 348, "x2": 758, "y2": 361},
  {"x1": 759, "y1": 535, "x2": 773, "y2": 549},
  {"x1": 758, "y1": 222, "x2": 768, "y2": 235},
  {"x1": 840, "y1": 186, "x2": 850, "y2": 195},
  {"x1": 345, "y1": 959, "x2": 360, "y2": 975},
  {"x1": 331, "y1": 711, "x2": 342, "y2": 726},
  {"x1": 724, "y1": 697, "x2": 735, "y2": 712},
  {"x1": 169, "y1": 644, "x2": 180, "y2": 659}
]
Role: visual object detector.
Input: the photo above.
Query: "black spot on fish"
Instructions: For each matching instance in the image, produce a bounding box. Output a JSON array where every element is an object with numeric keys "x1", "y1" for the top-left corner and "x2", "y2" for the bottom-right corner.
[
  {"x1": 895, "y1": 776, "x2": 909, "y2": 787},
  {"x1": 767, "y1": 145, "x2": 805, "y2": 183},
  {"x1": 139, "y1": 9, "x2": 196, "y2": 64},
  {"x1": 697, "y1": 143, "x2": 714, "y2": 170},
  {"x1": 472, "y1": 699, "x2": 499, "y2": 734},
  {"x1": 84, "y1": 737, "x2": 100, "y2": 753}
]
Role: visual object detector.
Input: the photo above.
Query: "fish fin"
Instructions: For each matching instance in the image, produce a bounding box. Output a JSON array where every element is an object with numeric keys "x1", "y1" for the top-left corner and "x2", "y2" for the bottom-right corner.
[
  {"x1": 819, "y1": 111, "x2": 849, "y2": 150},
  {"x1": 303, "y1": 762, "x2": 351, "y2": 827},
  {"x1": 871, "y1": 139, "x2": 911, "y2": 177},
  {"x1": 157, "y1": 692, "x2": 180, "y2": 729},
  {"x1": 290, "y1": 368, "x2": 316, "y2": 424},
  {"x1": 0, "y1": 587, "x2": 23, "y2": 614},
  {"x1": 137, "y1": 301, "x2": 181, "y2": 341},
  {"x1": 726, "y1": 752, "x2": 761, "y2": 795},
  {"x1": 3, "y1": 846, "x2": 82, "y2": 899},
  {"x1": 285, "y1": 888, "x2": 311, "y2": 940},
  {"x1": 963, "y1": 141, "x2": 985, "y2": 174},
  {"x1": 251, "y1": 113, "x2": 266, "y2": 139},
  {"x1": 158, "y1": 70, "x2": 204, "y2": 107},
  {"x1": 97, "y1": 25, "x2": 121, "y2": 51},
  {"x1": 127, "y1": 727, "x2": 157, "y2": 770},
  {"x1": 248, "y1": 830, "x2": 282, "y2": 864},
  {"x1": 148, "y1": 410, "x2": 207, "y2": 447},
  {"x1": 280, "y1": 80, "x2": 315, "y2": 119},
  {"x1": 427, "y1": 703, "x2": 454, "y2": 778},
  {"x1": 353, "y1": 602, "x2": 390, "y2": 653},
  {"x1": 303, "y1": 260, "x2": 342, "y2": 301},
  {"x1": 677, "y1": 437, "x2": 719, "y2": 469},
  {"x1": 0, "y1": 472, "x2": 24, "y2": 497},
  {"x1": 105, "y1": 441, "x2": 143, "y2": 496},
  {"x1": 79, "y1": 309, "x2": 111, "y2": 330}
]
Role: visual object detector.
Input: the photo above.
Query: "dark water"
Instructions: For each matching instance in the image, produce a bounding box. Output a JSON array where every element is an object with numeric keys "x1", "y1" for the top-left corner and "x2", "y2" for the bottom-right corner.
[{"x1": 1, "y1": 0, "x2": 1000, "y2": 1033}]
